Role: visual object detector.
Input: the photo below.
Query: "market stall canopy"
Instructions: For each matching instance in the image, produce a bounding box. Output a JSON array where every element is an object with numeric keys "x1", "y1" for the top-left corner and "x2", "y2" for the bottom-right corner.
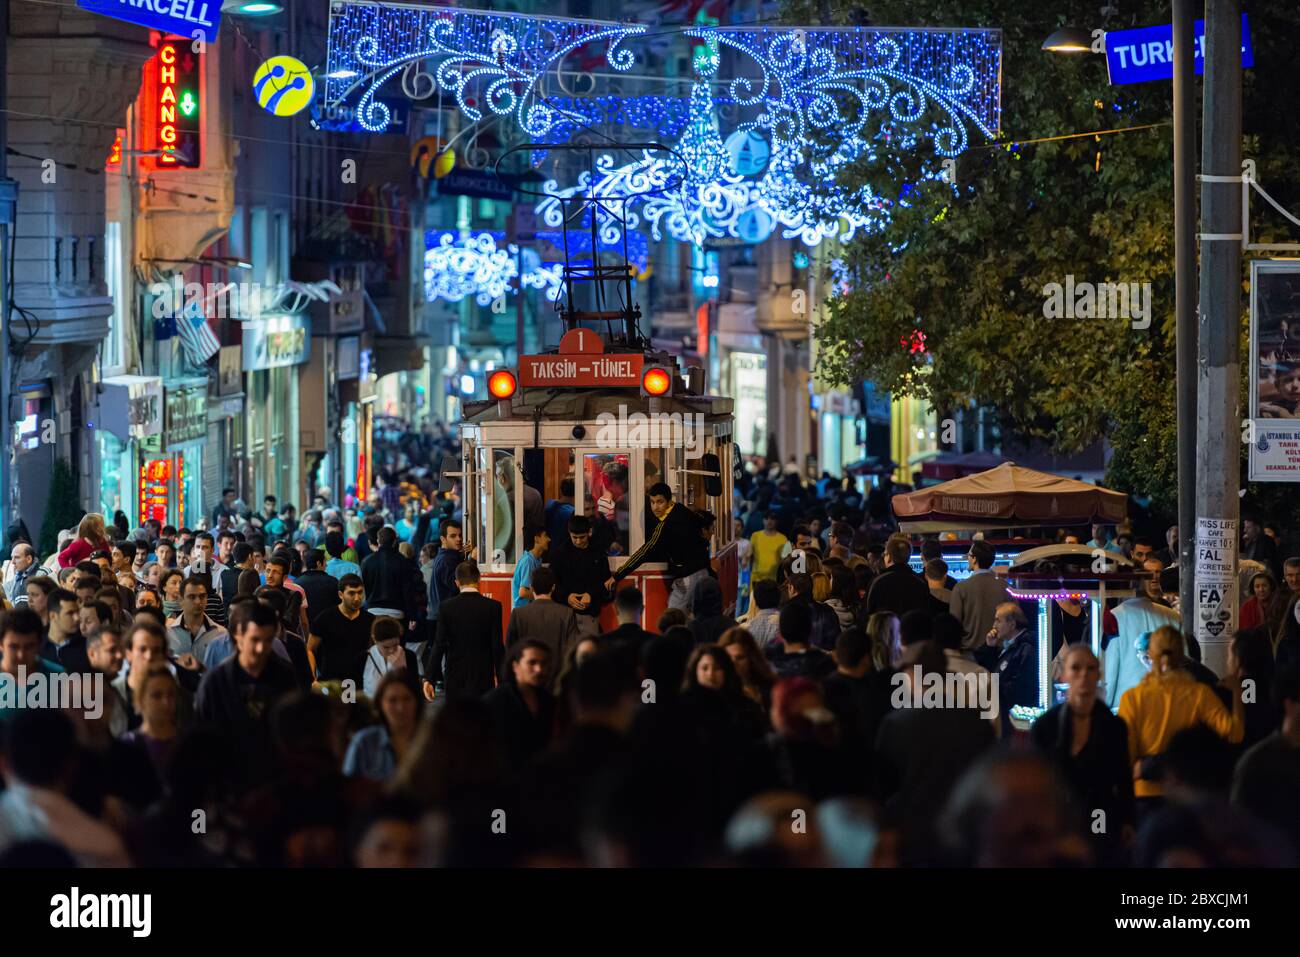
[
  {"x1": 921, "y1": 449, "x2": 1008, "y2": 482},
  {"x1": 891, "y1": 462, "x2": 1127, "y2": 531}
]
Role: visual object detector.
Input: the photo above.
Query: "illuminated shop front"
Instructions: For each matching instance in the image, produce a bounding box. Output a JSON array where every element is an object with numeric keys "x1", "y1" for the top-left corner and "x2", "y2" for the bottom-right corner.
[
  {"x1": 243, "y1": 313, "x2": 309, "y2": 506},
  {"x1": 99, "y1": 374, "x2": 164, "y2": 525}
]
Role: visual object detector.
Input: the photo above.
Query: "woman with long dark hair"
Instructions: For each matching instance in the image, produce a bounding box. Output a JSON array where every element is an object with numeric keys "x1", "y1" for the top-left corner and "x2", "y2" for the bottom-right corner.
[
  {"x1": 684, "y1": 644, "x2": 767, "y2": 740},
  {"x1": 716, "y1": 627, "x2": 776, "y2": 713},
  {"x1": 342, "y1": 671, "x2": 423, "y2": 782}
]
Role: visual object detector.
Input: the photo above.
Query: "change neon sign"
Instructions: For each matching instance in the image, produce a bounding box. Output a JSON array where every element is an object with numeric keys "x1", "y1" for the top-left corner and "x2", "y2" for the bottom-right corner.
[{"x1": 152, "y1": 38, "x2": 202, "y2": 169}]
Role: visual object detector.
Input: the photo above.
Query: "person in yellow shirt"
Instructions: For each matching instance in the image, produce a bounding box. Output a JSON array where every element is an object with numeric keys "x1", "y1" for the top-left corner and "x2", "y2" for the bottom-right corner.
[
  {"x1": 748, "y1": 512, "x2": 790, "y2": 584},
  {"x1": 1118, "y1": 625, "x2": 1245, "y2": 799}
]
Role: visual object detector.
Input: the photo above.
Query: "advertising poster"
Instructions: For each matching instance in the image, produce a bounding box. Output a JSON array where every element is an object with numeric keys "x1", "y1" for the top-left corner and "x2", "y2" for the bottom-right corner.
[{"x1": 1248, "y1": 260, "x2": 1300, "y2": 481}]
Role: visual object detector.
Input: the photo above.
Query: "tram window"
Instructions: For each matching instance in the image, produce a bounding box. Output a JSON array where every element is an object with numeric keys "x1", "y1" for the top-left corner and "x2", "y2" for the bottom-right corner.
[
  {"x1": 583, "y1": 452, "x2": 630, "y2": 557},
  {"x1": 491, "y1": 449, "x2": 518, "y2": 564}
]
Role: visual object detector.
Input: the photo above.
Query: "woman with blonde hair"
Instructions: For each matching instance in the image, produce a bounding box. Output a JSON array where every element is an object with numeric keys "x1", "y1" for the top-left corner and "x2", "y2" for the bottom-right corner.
[
  {"x1": 58, "y1": 513, "x2": 109, "y2": 568},
  {"x1": 865, "y1": 611, "x2": 901, "y2": 671},
  {"x1": 1118, "y1": 625, "x2": 1244, "y2": 800}
]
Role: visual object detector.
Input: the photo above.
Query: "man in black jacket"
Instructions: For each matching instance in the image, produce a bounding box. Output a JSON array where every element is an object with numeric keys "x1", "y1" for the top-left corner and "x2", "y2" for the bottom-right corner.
[
  {"x1": 295, "y1": 548, "x2": 339, "y2": 629},
  {"x1": 484, "y1": 639, "x2": 555, "y2": 772},
  {"x1": 553, "y1": 515, "x2": 611, "y2": 636},
  {"x1": 865, "y1": 536, "x2": 930, "y2": 618},
  {"x1": 361, "y1": 526, "x2": 417, "y2": 619},
  {"x1": 607, "y1": 482, "x2": 711, "y2": 611},
  {"x1": 426, "y1": 518, "x2": 475, "y2": 627},
  {"x1": 974, "y1": 601, "x2": 1038, "y2": 735},
  {"x1": 422, "y1": 561, "x2": 503, "y2": 700},
  {"x1": 597, "y1": 585, "x2": 657, "y2": 655},
  {"x1": 195, "y1": 601, "x2": 297, "y2": 791}
]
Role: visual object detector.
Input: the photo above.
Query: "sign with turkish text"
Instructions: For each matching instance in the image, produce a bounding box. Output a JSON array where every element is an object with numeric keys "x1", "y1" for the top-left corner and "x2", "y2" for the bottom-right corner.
[
  {"x1": 520, "y1": 353, "x2": 645, "y2": 388},
  {"x1": 77, "y1": 0, "x2": 221, "y2": 44},
  {"x1": 1194, "y1": 517, "x2": 1237, "y2": 645},
  {"x1": 1248, "y1": 260, "x2": 1300, "y2": 481},
  {"x1": 1105, "y1": 14, "x2": 1252, "y2": 85}
]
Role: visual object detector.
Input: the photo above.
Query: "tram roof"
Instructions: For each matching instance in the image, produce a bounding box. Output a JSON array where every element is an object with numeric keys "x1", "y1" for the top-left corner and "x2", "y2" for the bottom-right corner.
[{"x1": 462, "y1": 388, "x2": 734, "y2": 424}]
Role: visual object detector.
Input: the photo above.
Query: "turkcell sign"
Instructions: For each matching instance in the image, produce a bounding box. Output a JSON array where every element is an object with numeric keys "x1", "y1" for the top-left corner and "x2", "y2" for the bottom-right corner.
[
  {"x1": 77, "y1": 0, "x2": 221, "y2": 43},
  {"x1": 1106, "y1": 14, "x2": 1251, "y2": 85}
]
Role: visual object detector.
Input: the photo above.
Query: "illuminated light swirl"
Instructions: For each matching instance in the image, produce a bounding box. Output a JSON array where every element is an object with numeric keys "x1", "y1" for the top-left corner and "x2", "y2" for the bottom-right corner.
[{"x1": 326, "y1": 5, "x2": 647, "y2": 135}]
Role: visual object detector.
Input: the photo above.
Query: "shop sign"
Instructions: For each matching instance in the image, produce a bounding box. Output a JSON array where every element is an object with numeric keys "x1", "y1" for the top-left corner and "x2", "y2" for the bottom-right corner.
[
  {"x1": 243, "y1": 313, "x2": 311, "y2": 370},
  {"x1": 77, "y1": 0, "x2": 221, "y2": 44},
  {"x1": 338, "y1": 336, "x2": 360, "y2": 380},
  {"x1": 218, "y1": 345, "x2": 242, "y2": 395},
  {"x1": 101, "y1": 375, "x2": 163, "y2": 441},
  {"x1": 164, "y1": 383, "x2": 207, "y2": 446}
]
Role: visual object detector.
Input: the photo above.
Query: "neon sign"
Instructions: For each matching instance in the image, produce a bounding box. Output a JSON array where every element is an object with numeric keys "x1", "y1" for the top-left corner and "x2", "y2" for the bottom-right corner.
[
  {"x1": 152, "y1": 39, "x2": 202, "y2": 169},
  {"x1": 140, "y1": 459, "x2": 172, "y2": 525}
]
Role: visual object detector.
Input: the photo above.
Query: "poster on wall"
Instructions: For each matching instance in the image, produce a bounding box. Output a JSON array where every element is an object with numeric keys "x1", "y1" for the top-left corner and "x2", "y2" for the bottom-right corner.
[{"x1": 1248, "y1": 260, "x2": 1300, "y2": 481}]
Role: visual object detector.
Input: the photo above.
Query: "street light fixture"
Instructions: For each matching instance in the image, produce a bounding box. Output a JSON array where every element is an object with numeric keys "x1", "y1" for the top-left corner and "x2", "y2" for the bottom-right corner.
[
  {"x1": 222, "y1": 1, "x2": 283, "y2": 16},
  {"x1": 1041, "y1": 27, "x2": 1094, "y2": 53}
]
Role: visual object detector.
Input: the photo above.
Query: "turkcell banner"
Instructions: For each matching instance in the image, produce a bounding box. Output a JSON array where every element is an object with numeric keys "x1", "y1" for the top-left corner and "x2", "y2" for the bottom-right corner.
[
  {"x1": 77, "y1": 0, "x2": 221, "y2": 43},
  {"x1": 1105, "y1": 14, "x2": 1252, "y2": 85}
]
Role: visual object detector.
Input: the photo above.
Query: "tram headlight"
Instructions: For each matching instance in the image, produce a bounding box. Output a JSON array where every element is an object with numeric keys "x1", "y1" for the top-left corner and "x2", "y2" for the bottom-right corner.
[
  {"x1": 488, "y1": 370, "x2": 517, "y2": 399},
  {"x1": 641, "y1": 366, "x2": 672, "y2": 397}
]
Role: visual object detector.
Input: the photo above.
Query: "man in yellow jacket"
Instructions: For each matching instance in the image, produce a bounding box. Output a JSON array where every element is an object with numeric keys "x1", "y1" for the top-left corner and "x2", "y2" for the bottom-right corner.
[{"x1": 1118, "y1": 625, "x2": 1245, "y2": 799}]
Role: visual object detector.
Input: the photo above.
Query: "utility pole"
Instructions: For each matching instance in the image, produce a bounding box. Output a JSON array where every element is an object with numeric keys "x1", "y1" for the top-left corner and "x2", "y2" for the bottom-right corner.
[
  {"x1": 1173, "y1": 0, "x2": 1197, "y2": 633},
  {"x1": 0, "y1": 0, "x2": 12, "y2": 549},
  {"x1": 1194, "y1": 0, "x2": 1243, "y2": 677}
]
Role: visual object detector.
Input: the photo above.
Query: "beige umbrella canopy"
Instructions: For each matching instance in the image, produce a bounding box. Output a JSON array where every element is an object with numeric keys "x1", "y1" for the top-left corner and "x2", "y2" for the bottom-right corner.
[{"x1": 891, "y1": 462, "x2": 1127, "y2": 531}]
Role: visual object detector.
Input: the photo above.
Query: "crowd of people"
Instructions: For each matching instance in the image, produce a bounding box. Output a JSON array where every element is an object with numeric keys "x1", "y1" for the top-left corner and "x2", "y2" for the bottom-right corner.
[{"x1": 0, "y1": 456, "x2": 1297, "y2": 869}]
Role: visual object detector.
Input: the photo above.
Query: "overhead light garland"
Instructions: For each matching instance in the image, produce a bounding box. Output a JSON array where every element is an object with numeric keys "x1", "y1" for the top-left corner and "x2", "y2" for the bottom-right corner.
[
  {"x1": 424, "y1": 231, "x2": 569, "y2": 306},
  {"x1": 325, "y1": 3, "x2": 645, "y2": 135},
  {"x1": 327, "y1": 4, "x2": 1000, "y2": 250}
]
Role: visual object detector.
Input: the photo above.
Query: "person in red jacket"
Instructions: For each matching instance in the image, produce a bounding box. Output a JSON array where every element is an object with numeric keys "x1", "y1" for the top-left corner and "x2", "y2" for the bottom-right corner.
[{"x1": 57, "y1": 514, "x2": 109, "y2": 569}]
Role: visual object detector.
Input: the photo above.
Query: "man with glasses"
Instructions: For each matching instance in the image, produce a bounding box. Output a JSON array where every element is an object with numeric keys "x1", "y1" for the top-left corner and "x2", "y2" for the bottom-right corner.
[{"x1": 948, "y1": 540, "x2": 1009, "y2": 652}]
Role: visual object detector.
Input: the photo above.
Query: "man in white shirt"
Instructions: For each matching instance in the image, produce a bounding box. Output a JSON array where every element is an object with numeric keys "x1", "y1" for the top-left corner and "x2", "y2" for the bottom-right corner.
[
  {"x1": 1104, "y1": 557, "x2": 1179, "y2": 709},
  {"x1": 167, "y1": 576, "x2": 228, "y2": 661}
]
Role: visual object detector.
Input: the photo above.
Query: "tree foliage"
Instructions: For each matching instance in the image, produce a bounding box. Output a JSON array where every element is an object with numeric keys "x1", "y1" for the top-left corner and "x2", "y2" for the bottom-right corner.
[
  {"x1": 38, "y1": 459, "x2": 84, "y2": 557},
  {"x1": 785, "y1": 0, "x2": 1300, "y2": 520}
]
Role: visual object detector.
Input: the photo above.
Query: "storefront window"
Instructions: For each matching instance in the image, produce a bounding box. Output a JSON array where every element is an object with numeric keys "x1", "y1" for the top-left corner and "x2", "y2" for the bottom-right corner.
[
  {"x1": 731, "y1": 352, "x2": 767, "y2": 456},
  {"x1": 98, "y1": 431, "x2": 130, "y2": 520},
  {"x1": 181, "y1": 447, "x2": 202, "y2": 530}
]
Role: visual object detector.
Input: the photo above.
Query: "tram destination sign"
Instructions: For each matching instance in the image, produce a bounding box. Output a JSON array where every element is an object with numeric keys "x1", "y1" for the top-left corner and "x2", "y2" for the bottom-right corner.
[{"x1": 519, "y1": 352, "x2": 645, "y2": 388}]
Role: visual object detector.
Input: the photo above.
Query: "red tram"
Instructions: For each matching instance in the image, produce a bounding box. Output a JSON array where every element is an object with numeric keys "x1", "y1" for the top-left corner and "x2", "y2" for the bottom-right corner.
[{"x1": 452, "y1": 328, "x2": 739, "y2": 634}]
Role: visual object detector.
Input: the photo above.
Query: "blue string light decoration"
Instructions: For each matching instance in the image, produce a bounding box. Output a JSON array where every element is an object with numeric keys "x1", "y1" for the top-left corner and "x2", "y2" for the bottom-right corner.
[
  {"x1": 425, "y1": 230, "x2": 607, "y2": 306},
  {"x1": 330, "y1": 5, "x2": 1000, "y2": 250},
  {"x1": 325, "y1": 2, "x2": 646, "y2": 135}
]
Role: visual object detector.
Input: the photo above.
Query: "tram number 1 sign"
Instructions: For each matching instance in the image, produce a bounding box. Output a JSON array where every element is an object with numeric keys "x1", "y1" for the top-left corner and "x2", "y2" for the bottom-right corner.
[{"x1": 519, "y1": 353, "x2": 644, "y2": 388}]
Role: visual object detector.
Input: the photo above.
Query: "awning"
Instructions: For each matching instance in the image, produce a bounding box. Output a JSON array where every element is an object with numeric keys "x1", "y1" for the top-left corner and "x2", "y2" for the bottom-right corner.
[
  {"x1": 373, "y1": 335, "x2": 431, "y2": 377},
  {"x1": 891, "y1": 461, "x2": 1128, "y2": 528}
]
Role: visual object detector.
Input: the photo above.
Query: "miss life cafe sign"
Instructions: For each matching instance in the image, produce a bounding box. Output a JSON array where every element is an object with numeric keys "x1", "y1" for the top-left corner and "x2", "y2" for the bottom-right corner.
[{"x1": 77, "y1": 0, "x2": 221, "y2": 44}]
